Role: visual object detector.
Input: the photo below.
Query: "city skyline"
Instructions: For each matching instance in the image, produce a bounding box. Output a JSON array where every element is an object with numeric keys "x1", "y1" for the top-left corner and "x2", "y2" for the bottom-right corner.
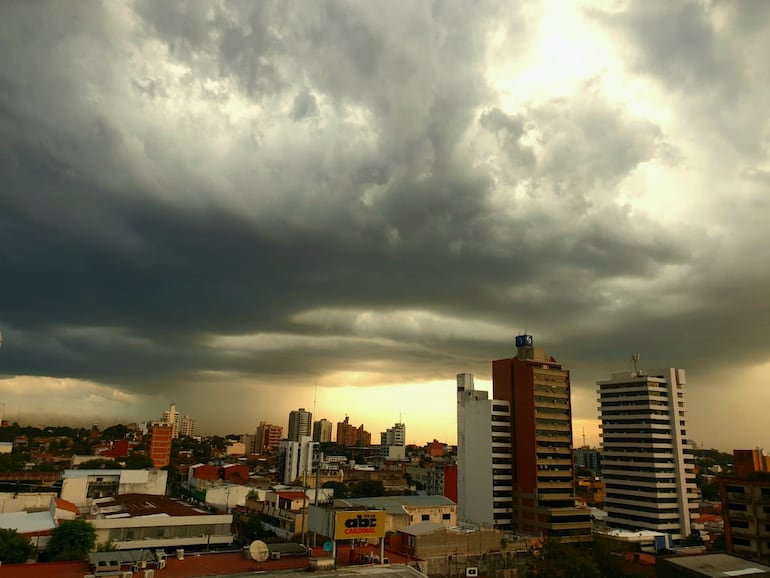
[{"x1": 2, "y1": 2, "x2": 770, "y2": 451}]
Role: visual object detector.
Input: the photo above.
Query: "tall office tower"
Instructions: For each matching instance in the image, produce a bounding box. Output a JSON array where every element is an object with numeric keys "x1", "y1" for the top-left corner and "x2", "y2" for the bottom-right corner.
[
  {"x1": 255, "y1": 421, "x2": 284, "y2": 453},
  {"x1": 312, "y1": 418, "x2": 333, "y2": 443},
  {"x1": 380, "y1": 422, "x2": 406, "y2": 459},
  {"x1": 288, "y1": 408, "x2": 313, "y2": 442},
  {"x1": 491, "y1": 335, "x2": 592, "y2": 542},
  {"x1": 179, "y1": 415, "x2": 195, "y2": 438},
  {"x1": 597, "y1": 363, "x2": 699, "y2": 541},
  {"x1": 148, "y1": 421, "x2": 173, "y2": 468},
  {"x1": 162, "y1": 403, "x2": 180, "y2": 438}
]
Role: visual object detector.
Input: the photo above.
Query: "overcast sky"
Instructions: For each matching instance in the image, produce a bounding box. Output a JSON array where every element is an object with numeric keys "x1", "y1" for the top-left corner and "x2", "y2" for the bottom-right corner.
[{"x1": 1, "y1": 0, "x2": 769, "y2": 450}]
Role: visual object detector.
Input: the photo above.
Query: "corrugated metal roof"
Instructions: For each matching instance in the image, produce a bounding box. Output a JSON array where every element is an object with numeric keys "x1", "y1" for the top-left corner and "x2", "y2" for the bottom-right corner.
[{"x1": 336, "y1": 495, "x2": 456, "y2": 515}]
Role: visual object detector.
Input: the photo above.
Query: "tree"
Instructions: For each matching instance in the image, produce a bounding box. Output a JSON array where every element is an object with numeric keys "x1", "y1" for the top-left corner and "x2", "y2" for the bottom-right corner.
[
  {"x1": 0, "y1": 528, "x2": 34, "y2": 564},
  {"x1": 124, "y1": 453, "x2": 154, "y2": 469},
  {"x1": 350, "y1": 480, "x2": 385, "y2": 498},
  {"x1": 102, "y1": 424, "x2": 129, "y2": 441},
  {"x1": 528, "y1": 538, "x2": 600, "y2": 578},
  {"x1": 322, "y1": 481, "x2": 350, "y2": 499},
  {"x1": 96, "y1": 539, "x2": 118, "y2": 552},
  {"x1": 46, "y1": 519, "x2": 97, "y2": 561},
  {"x1": 0, "y1": 452, "x2": 25, "y2": 472}
]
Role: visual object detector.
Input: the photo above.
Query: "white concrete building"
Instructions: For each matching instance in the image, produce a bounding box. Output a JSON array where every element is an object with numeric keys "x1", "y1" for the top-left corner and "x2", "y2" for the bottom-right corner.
[
  {"x1": 61, "y1": 469, "x2": 167, "y2": 510},
  {"x1": 380, "y1": 422, "x2": 406, "y2": 459},
  {"x1": 280, "y1": 435, "x2": 318, "y2": 484},
  {"x1": 597, "y1": 365, "x2": 700, "y2": 540},
  {"x1": 162, "y1": 402, "x2": 180, "y2": 438},
  {"x1": 0, "y1": 497, "x2": 79, "y2": 553},
  {"x1": 456, "y1": 373, "x2": 512, "y2": 529},
  {"x1": 90, "y1": 493, "x2": 232, "y2": 550}
]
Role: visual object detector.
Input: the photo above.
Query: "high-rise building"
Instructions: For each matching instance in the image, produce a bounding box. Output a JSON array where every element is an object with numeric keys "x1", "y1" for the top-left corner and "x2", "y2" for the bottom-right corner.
[
  {"x1": 312, "y1": 418, "x2": 333, "y2": 443},
  {"x1": 380, "y1": 422, "x2": 406, "y2": 459},
  {"x1": 719, "y1": 449, "x2": 770, "y2": 563},
  {"x1": 278, "y1": 435, "x2": 319, "y2": 485},
  {"x1": 179, "y1": 415, "x2": 195, "y2": 438},
  {"x1": 491, "y1": 335, "x2": 591, "y2": 542},
  {"x1": 457, "y1": 372, "x2": 511, "y2": 529},
  {"x1": 149, "y1": 421, "x2": 173, "y2": 468},
  {"x1": 597, "y1": 364, "x2": 699, "y2": 540},
  {"x1": 162, "y1": 403, "x2": 180, "y2": 439},
  {"x1": 255, "y1": 421, "x2": 284, "y2": 453},
  {"x1": 336, "y1": 416, "x2": 371, "y2": 447},
  {"x1": 288, "y1": 408, "x2": 312, "y2": 442}
]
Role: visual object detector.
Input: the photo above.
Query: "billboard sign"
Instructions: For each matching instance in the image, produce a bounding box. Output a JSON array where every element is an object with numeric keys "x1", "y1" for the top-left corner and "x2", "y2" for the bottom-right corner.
[{"x1": 334, "y1": 510, "x2": 386, "y2": 540}]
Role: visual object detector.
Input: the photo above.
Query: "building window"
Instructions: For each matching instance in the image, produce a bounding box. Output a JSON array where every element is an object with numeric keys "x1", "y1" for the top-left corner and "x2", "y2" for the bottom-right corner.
[
  {"x1": 421, "y1": 514, "x2": 430, "y2": 521},
  {"x1": 442, "y1": 513, "x2": 451, "y2": 520}
]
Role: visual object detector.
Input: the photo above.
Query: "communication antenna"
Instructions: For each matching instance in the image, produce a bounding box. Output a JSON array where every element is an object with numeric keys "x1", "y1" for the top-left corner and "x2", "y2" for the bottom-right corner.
[
  {"x1": 582, "y1": 426, "x2": 586, "y2": 448},
  {"x1": 631, "y1": 353, "x2": 643, "y2": 377}
]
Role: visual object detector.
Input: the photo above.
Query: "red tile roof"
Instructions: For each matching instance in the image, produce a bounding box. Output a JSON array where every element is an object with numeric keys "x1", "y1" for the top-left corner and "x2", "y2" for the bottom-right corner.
[{"x1": 55, "y1": 498, "x2": 80, "y2": 515}]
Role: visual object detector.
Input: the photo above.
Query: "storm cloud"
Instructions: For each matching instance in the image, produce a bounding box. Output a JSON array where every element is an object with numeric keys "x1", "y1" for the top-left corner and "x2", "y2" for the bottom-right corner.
[{"x1": 1, "y1": 0, "x2": 769, "y2": 446}]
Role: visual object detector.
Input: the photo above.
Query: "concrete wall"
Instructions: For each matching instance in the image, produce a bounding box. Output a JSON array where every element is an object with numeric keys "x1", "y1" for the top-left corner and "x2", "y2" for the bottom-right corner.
[
  {"x1": 0, "y1": 492, "x2": 57, "y2": 513},
  {"x1": 416, "y1": 550, "x2": 528, "y2": 578}
]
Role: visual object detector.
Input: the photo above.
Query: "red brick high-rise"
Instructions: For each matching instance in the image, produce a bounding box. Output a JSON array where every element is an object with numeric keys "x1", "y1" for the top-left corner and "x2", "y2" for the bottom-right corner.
[
  {"x1": 491, "y1": 335, "x2": 591, "y2": 542},
  {"x1": 149, "y1": 422, "x2": 172, "y2": 468}
]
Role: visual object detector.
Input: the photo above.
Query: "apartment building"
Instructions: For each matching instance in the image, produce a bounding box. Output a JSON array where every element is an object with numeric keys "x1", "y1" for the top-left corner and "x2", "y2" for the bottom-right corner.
[
  {"x1": 719, "y1": 448, "x2": 770, "y2": 563},
  {"x1": 312, "y1": 418, "x2": 333, "y2": 443},
  {"x1": 597, "y1": 363, "x2": 699, "y2": 541},
  {"x1": 491, "y1": 335, "x2": 591, "y2": 542},
  {"x1": 148, "y1": 421, "x2": 173, "y2": 468},
  {"x1": 288, "y1": 408, "x2": 313, "y2": 442}
]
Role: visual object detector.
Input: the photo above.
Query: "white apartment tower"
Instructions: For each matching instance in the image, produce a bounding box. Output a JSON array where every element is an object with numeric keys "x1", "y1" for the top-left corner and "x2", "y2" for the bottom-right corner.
[
  {"x1": 162, "y1": 403, "x2": 180, "y2": 439},
  {"x1": 597, "y1": 363, "x2": 700, "y2": 540},
  {"x1": 380, "y1": 422, "x2": 406, "y2": 459},
  {"x1": 288, "y1": 408, "x2": 313, "y2": 442},
  {"x1": 180, "y1": 415, "x2": 195, "y2": 438},
  {"x1": 456, "y1": 373, "x2": 513, "y2": 529},
  {"x1": 279, "y1": 435, "x2": 319, "y2": 485}
]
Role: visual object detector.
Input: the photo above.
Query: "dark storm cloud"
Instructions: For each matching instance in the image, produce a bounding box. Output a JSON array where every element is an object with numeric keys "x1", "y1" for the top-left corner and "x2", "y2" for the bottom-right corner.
[{"x1": 1, "y1": 0, "x2": 770, "y2": 443}]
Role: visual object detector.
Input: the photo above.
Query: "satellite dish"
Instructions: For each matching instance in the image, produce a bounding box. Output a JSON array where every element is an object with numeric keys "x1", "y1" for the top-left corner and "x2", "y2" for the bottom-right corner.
[{"x1": 248, "y1": 540, "x2": 270, "y2": 562}]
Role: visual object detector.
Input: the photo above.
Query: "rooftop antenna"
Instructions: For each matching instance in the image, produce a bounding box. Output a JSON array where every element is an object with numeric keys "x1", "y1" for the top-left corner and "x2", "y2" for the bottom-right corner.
[
  {"x1": 582, "y1": 426, "x2": 586, "y2": 448},
  {"x1": 631, "y1": 353, "x2": 643, "y2": 377}
]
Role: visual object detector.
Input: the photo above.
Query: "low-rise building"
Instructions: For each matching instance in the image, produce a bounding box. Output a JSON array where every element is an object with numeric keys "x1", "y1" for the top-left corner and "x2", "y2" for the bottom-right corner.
[
  {"x1": 60, "y1": 469, "x2": 167, "y2": 510},
  {"x1": 260, "y1": 488, "x2": 333, "y2": 540},
  {"x1": 720, "y1": 471, "x2": 770, "y2": 563},
  {"x1": 88, "y1": 493, "x2": 233, "y2": 550},
  {"x1": 657, "y1": 553, "x2": 770, "y2": 578},
  {"x1": 334, "y1": 496, "x2": 457, "y2": 535},
  {"x1": 0, "y1": 497, "x2": 78, "y2": 554}
]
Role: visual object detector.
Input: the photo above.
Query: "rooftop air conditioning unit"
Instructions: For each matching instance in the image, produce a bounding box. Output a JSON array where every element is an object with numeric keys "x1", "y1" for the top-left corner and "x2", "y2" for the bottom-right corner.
[{"x1": 270, "y1": 552, "x2": 281, "y2": 560}]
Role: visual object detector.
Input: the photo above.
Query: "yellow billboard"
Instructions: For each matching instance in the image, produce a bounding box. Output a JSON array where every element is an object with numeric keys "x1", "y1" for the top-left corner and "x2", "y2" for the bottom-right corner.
[{"x1": 334, "y1": 510, "x2": 386, "y2": 540}]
